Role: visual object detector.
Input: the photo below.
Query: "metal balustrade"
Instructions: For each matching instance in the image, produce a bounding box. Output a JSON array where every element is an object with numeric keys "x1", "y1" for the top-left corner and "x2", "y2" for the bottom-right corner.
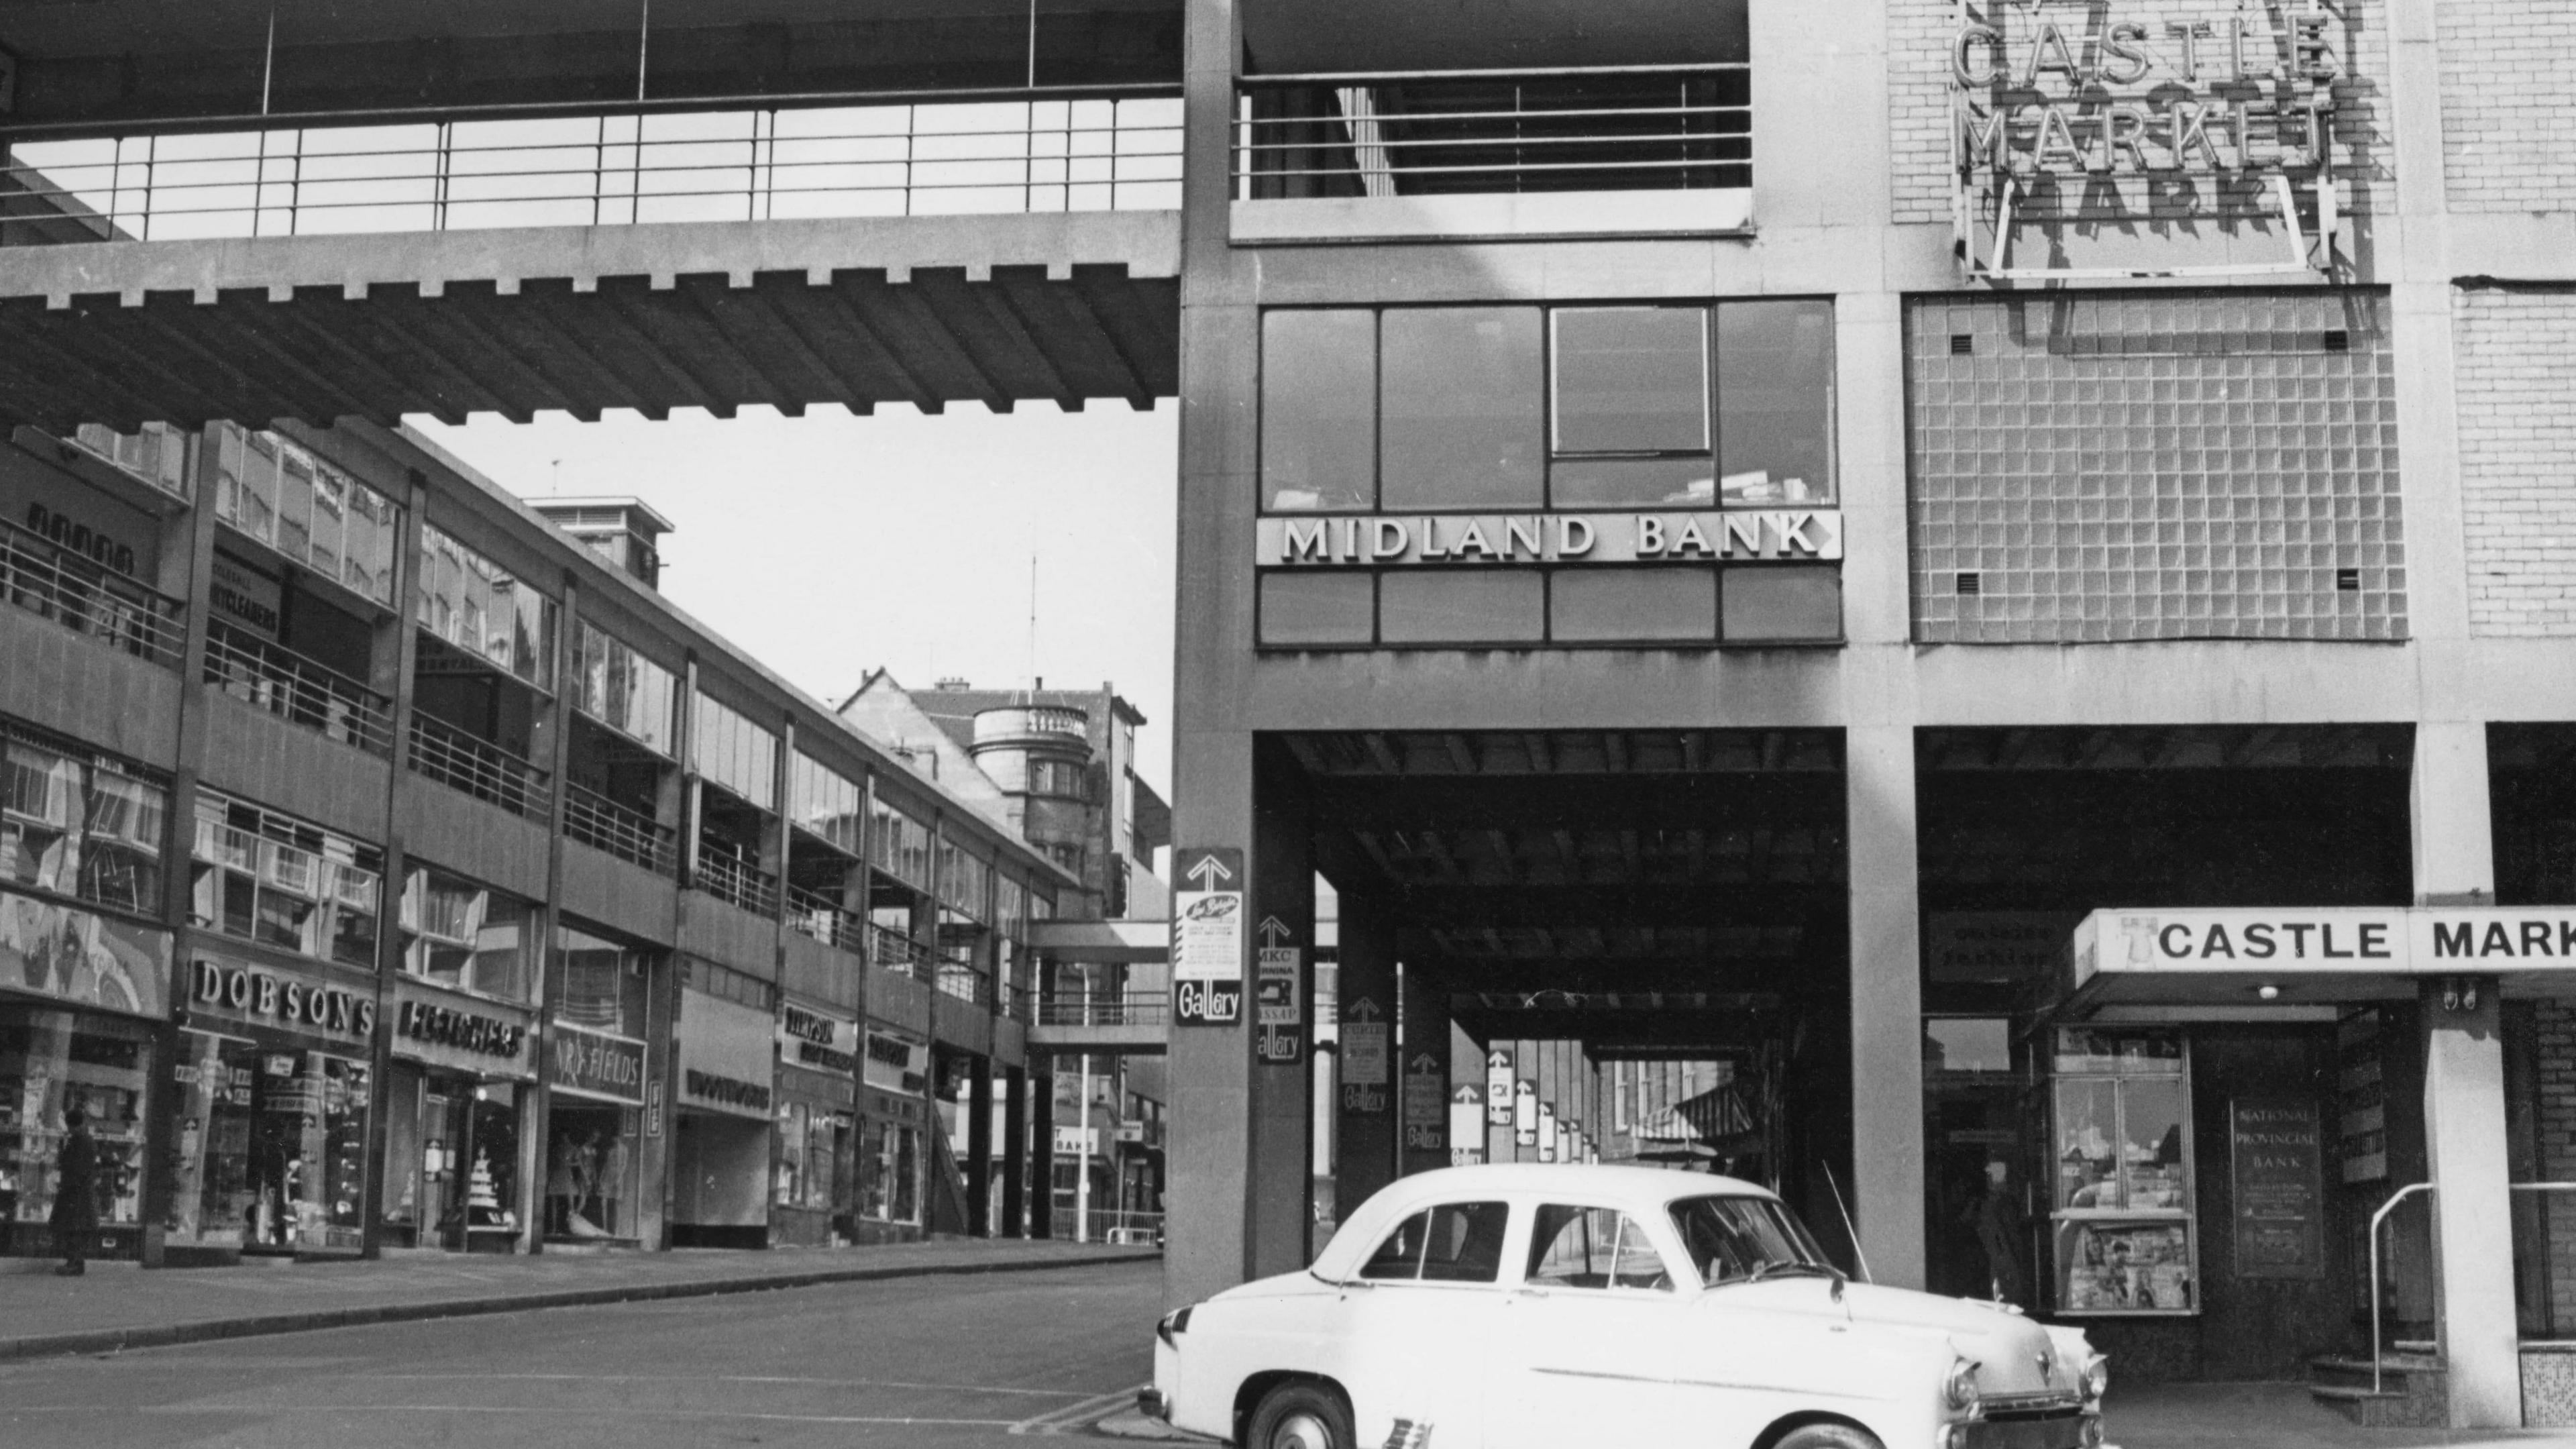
[
  {"x1": 788, "y1": 883, "x2": 867, "y2": 955},
  {"x1": 203, "y1": 621, "x2": 393, "y2": 754},
  {"x1": 1037, "y1": 989, "x2": 1170, "y2": 1028},
  {"x1": 407, "y1": 711, "x2": 552, "y2": 818},
  {"x1": 7, "y1": 89, "x2": 1183, "y2": 243},
  {"x1": 1234, "y1": 64, "x2": 1750, "y2": 199},
  {"x1": 936, "y1": 959, "x2": 994, "y2": 1006},
  {"x1": 869, "y1": 923, "x2": 938, "y2": 981},
  {"x1": 692, "y1": 839, "x2": 780, "y2": 917},
  {"x1": 2, "y1": 519, "x2": 186, "y2": 669},
  {"x1": 563, "y1": 784, "x2": 676, "y2": 875}
]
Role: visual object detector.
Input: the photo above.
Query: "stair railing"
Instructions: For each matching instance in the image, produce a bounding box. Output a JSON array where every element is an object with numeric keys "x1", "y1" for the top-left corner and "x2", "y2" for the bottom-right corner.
[{"x1": 2370, "y1": 1179, "x2": 2576, "y2": 1394}]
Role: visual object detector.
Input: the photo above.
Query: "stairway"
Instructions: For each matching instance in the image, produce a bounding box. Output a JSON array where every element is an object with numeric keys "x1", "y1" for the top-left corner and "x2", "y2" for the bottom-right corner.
[{"x1": 2309, "y1": 1344, "x2": 2447, "y2": 1427}]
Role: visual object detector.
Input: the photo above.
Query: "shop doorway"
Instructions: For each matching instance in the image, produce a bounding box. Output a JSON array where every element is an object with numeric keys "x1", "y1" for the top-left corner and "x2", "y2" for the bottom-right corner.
[{"x1": 544, "y1": 1099, "x2": 641, "y2": 1244}]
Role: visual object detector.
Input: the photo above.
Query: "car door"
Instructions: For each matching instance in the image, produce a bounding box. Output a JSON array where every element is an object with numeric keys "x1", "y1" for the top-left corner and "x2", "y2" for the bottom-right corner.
[
  {"x1": 1328, "y1": 1198, "x2": 1513, "y2": 1448},
  {"x1": 1489, "y1": 1202, "x2": 1686, "y2": 1449}
]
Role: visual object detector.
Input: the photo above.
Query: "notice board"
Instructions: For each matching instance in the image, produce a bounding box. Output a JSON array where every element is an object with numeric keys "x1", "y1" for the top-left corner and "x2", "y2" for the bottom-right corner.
[{"x1": 2229, "y1": 1097, "x2": 2325, "y2": 1279}]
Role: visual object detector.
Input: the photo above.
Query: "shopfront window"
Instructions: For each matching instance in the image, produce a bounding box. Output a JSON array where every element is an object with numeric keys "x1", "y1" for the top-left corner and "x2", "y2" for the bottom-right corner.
[
  {"x1": 418, "y1": 524, "x2": 555, "y2": 690},
  {"x1": 545, "y1": 1101, "x2": 640, "y2": 1240},
  {"x1": 553, "y1": 922, "x2": 654, "y2": 1039},
  {"x1": 691, "y1": 692, "x2": 779, "y2": 811},
  {"x1": 2049, "y1": 1027, "x2": 2196, "y2": 1315},
  {"x1": 1, "y1": 1008, "x2": 151, "y2": 1252},
  {"x1": 382, "y1": 1069, "x2": 523, "y2": 1249},
  {"x1": 3, "y1": 732, "x2": 168, "y2": 918},
  {"x1": 789, "y1": 751, "x2": 864, "y2": 857},
  {"x1": 865, "y1": 1118, "x2": 921, "y2": 1225},
  {"x1": 189, "y1": 790, "x2": 382, "y2": 971},
  {"x1": 399, "y1": 866, "x2": 531, "y2": 1001},
  {"x1": 775, "y1": 1102, "x2": 855, "y2": 1214},
  {"x1": 571, "y1": 617, "x2": 678, "y2": 756},
  {"x1": 163, "y1": 1030, "x2": 367, "y2": 1254},
  {"x1": 213, "y1": 427, "x2": 403, "y2": 607}
]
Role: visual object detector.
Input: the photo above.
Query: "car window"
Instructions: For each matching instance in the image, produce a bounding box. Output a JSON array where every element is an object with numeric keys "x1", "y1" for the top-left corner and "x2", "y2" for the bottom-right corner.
[
  {"x1": 1526, "y1": 1204, "x2": 1672, "y2": 1291},
  {"x1": 1359, "y1": 1201, "x2": 1509, "y2": 1283},
  {"x1": 1666, "y1": 1194, "x2": 1829, "y2": 1287}
]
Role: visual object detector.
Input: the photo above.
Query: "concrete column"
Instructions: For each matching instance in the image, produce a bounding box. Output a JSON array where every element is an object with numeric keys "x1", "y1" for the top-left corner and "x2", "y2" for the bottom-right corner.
[
  {"x1": 1246, "y1": 740, "x2": 1314, "y2": 1278},
  {"x1": 2412, "y1": 723, "x2": 2519, "y2": 1427},
  {"x1": 1002, "y1": 1065, "x2": 1028, "y2": 1237},
  {"x1": 1398, "y1": 964, "x2": 1450, "y2": 1179},
  {"x1": 1847, "y1": 724, "x2": 1925, "y2": 1289},
  {"x1": 967, "y1": 1059, "x2": 994, "y2": 1236},
  {"x1": 1334, "y1": 892, "x2": 1399, "y2": 1210},
  {"x1": 1029, "y1": 1070, "x2": 1055, "y2": 1240},
  {"x1": 1165, "y1": 729, "x2": 1254, "y2": 1306}
]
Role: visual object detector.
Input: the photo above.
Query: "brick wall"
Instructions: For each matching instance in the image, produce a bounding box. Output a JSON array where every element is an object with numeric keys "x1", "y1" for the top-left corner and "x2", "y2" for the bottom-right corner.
[
  {"x1": 2455, "y1": 288, "x2": 2576, "y2": 637},
  {"x1": 1888, "y1": 0, "x2": 2392, "y2": 225},
  {"x1": 1909, "y1": 290, "x2": 2406, "y2": 643},
  {"x1": 2538, "y1": 1002, "x2": 2576, "y2": 1327},
  {"x1": 2438, "y1": 0, "x2": 2576, "y2": 213}
]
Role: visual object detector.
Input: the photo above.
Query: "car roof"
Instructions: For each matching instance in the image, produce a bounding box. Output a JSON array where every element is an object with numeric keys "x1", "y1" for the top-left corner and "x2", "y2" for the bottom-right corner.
[{"x1": 1308, "y1": 1163, "x2": 1778, "y2": 1281}]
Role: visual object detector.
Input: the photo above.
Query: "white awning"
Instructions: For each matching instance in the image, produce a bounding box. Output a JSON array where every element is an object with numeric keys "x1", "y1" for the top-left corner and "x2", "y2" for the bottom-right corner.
[{"x1": 2061, "y1": 906, "x2": 2576, "y2": 1013}]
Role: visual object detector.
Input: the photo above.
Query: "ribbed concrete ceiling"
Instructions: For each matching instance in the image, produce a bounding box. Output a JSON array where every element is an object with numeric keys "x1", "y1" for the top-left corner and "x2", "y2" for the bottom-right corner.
[{"x1": 0, "y1": 212, "x2": 1181, "y2": 431}]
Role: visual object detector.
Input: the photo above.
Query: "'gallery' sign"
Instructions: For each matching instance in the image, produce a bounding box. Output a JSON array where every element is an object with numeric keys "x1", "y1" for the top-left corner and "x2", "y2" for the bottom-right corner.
[{"x1": 1257, "y1": 511, "x2": 1841, "y2": 567}]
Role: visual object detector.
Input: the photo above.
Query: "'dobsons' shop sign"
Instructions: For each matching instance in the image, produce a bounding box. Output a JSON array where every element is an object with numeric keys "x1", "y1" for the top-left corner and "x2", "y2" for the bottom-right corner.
[{"x1": 189, "y1": 957, "x2": 373, "y2": 1043}]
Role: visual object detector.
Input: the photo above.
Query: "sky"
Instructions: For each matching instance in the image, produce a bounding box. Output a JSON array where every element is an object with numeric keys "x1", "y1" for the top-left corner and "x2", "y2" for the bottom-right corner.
[{"x1": 411, "y1": 402, "x2": 1181, "y2": 798}]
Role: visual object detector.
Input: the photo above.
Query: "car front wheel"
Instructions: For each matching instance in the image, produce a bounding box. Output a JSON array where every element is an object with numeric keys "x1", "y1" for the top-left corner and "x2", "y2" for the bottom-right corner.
[
  {"x1": 1771, "y1": 1424, "x2": 1886, "y2": 1449},
  {"x1": 1245, "y1": 1381, "x2": 1355, "y2": 1449}
]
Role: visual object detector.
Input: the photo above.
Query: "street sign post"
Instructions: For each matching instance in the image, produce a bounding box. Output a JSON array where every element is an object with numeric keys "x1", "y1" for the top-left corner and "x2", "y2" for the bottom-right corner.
[{"x1": 1171, "y1": 847, "x2": 1244, "y2": 1026}]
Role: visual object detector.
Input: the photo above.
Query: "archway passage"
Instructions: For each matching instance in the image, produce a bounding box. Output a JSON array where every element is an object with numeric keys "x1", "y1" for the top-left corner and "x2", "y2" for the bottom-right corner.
[{"x1": 1271, "y1": 728, "x2": 1864, "y2": 1266}]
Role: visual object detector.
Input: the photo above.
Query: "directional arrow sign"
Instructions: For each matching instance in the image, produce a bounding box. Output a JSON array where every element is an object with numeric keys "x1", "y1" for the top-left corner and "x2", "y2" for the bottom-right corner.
[
  {"x1": 1453, "y1": 1085, "x2": 1483, "y2": 1105},
  {"x1": 1257, "y1": 916, "x2": 1295, "y2": 947},
  {"x1": 1171, "y1": 847, "x2": 1244, "y2": 1026},
  {"x1": 1345, "y1": 998, "x2": 1383, "y2": 1022},
  {"x1": 1341, "y1": 999, "x2": 1388, "y2": 1085},
  {"x1": 1408, "y1": 1053, "x2": 1440, "y2": 1075},
  {"x1": 1183, "y1": 852, "x2": 1235, "y2": 889},
  {"x1": 1486, "y1": 1051, "x2": 1515, "y2": 1125}
]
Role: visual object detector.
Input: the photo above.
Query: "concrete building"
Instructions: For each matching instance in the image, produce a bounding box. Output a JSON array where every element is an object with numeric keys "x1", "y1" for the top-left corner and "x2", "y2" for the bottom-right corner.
[
  {"x1": 0, "y1": 416, "x2": 1075, "y2": 1260},
  {"x1": 7, "y1": 0, "x2": 2576, "y2": 1429}
]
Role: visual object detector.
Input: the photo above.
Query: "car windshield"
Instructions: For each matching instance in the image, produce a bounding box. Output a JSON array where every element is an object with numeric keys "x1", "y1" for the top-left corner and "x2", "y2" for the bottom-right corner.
[{"x1": 1667, "y1": 1195, "x2": 1833, "y2": 1287}]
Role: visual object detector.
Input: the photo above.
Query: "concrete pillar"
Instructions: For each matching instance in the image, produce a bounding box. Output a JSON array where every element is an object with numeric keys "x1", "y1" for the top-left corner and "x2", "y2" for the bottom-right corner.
[
  {"x1": 967, "y1": 1059, "x2": 994, "y2": 1237},
  {"x1": 1030, "y1": 1070, "x2": 1055, "y2": 1240},
  {"x1": 1247, "y1": 741, "x2": 1314, "y2": 1278},
  {"x1": 1847, "y1": 724, "x2": 1925, "y2": 1289},
  {"x1": 1002, "y1": 1065, "x2": 1028, "y2": 1237},
  {"x1": 2412, "y1": 722, "x2": 2518, "y2": 1428},
  {"x1": 1398, "y1": 964, "x2": 1450, "y2": 1179},
  {"x1": 1334, "y1": 893, "x2": 1399, "y2": 1210},
  {"x1": 1165, "y1": 729, "x2": 1254, "y2": 1307}
]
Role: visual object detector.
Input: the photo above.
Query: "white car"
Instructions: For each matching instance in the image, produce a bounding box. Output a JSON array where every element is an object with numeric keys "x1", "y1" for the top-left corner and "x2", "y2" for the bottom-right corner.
[{"x1": 1144, "y1": 1164, "x2": 2104, "y2": 1449}]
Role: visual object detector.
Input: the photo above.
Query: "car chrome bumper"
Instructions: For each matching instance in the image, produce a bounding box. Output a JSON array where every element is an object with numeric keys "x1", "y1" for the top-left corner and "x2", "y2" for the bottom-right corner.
[
  {"x1": 1941, "y1": 1409, "x2": 2100, "y2": 1449},
  {"x1": 1136, "y1": 1388, "x2": 1170, "y2": 1424}
]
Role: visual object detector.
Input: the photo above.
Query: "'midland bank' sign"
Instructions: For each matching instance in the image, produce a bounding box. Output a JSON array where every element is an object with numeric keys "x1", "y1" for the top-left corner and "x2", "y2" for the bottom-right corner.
[
  {"x1": 1952, "y1": 1, "x2": 2347, "y2": 176},
  {"x1": 1257, "y1": 511, "x2": 1842, "y2": 567}
]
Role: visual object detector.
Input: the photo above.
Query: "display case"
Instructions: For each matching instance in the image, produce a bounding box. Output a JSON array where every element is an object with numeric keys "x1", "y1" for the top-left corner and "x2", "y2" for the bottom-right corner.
[{"x1": 2047, "y1": 1026, "x2": 2197, "y2": 1315}]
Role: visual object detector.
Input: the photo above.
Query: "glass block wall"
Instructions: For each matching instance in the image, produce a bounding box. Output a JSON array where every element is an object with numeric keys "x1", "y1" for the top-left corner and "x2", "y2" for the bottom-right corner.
[{"x1": 1909, "y1": 292, "x2": 2404, "y2": 643}]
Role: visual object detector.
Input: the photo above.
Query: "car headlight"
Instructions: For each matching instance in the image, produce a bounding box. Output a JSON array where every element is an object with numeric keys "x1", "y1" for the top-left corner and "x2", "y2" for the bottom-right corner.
[
  {"x1": 1943, "y1": 1358, "x2": 1982, "y2": 1415},
  {"x1": 2082, "y1": 1354, "x2": 2110, "y2": 1403},
  {"x1": 1156, "y1": 1306, "x2": 1193, "y2": 1348}
]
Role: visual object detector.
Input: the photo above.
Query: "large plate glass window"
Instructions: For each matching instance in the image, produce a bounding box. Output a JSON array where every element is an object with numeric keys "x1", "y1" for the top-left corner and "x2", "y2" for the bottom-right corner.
[
  {"x1": 2047, "y1": 1026, "x2": 2196, "y2": 1315},
  {"x1": 3, "y1": 732, "x2": 169, "y2": 918},
  {"x1": 189, "y1": 790, "x2": 381, "y2": 971}
]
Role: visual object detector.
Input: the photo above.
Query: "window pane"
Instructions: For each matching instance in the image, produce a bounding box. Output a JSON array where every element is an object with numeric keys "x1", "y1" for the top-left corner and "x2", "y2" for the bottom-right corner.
[
  {"x1": 1418, "y1": 1201, "x2": 1511, "y2": 1283},
  {"x1": 1721, "y1": 566, "x2": 1841, "y2": 642},
  {"x1": 1381, "y1": 308, "x2": 1543, "y2": 511},
  {"x1": 1717, "y1": 300, "x2": 1835, "y2": 504},
  {"x1": 1379, "y1": 572, "x2": 1542, "y2": 645},
  {"x1": 1262, "y1": 310, "x2": 1376, "y2": 511},
  {"x1": 1550, "y1": 568, "x2": 1716, "y2": 643},
  {"x1": 1550, "y1": 457, "x2": 1717, "y2": 508},
  {"x1": 1258, "y1": 572, "x2": 1373, "y2": 646},
  {"x1": 1552, "y1": 308, "x2": 1708, "y2": 455},
  {"x1": 2122, "y1": 1079, "x2": 2189, "y2": 1210},
  {"x1": 1360, "y1": 1210, "x2": 1428, "y2": 1279}
]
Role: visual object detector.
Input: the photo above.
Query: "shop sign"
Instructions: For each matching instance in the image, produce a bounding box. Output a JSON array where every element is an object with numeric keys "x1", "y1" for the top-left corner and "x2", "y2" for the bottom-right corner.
[
  {"x1": 1339, "y1": 997, "x2": 1389, "y2": 1114},
  {"x1": 209, "y1": 552, "x2": 284, "y2": 639},
  {"x1": 1055, "y1": 1126, "x2": 1097, "y2": 1155},
  {"x1": 2230, "y1": 1097, "x2": 2325, "y2": 1279},
  {"x1": 1950, "y1": 1, "x2": 2346, "y2": 179},
  {"x1": 1401, "y1": 1053, "x2": 1445, "y2": 1152},
  {"x1": 863, "y1": 1030, "x2": 926, "y2": 1095},
  {"x1": 1171, "y1": 847, "x2": 1244, "y2": 1026},
  {"x1": 0, "y1": 891, "x2": 169, "y2": 1018},
  {"x1": 189, "y1": 957, "x2": 373, "y2": 1042},
  {"x1": 777, "y1": 1002, "x2": 859, "y2": 1075},
  {"x1": 1256, "y1": 510, "x2": 1842, "y2": 567},
  {"x1": 1254, "y1": 914, "x2": 1302, "y2": 1066},
  {"x1": 677, "y1": 988, "x2": 776, "y2": 1120},
  {"x1": 1929, "y1": 912, "x2": 2079, "y2": 983},
  {"x1": 392, "y1": 985, "x2": 531, "y2": 1075},
  {"x1": 1450, "y1": 1087, "x2": 1486, "y2": 1164},
  {"x1": 551, "y1": 1022, "x2": 646, "y2": 1102},
  {"x1": 2078, "y1": 906, "x2": 2576, "y2": 979}
]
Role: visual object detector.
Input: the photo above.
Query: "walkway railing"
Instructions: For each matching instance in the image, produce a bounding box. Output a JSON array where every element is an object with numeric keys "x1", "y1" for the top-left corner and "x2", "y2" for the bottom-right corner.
[
  {"x1": 563, "y1": 784, "x2": 675, "y2": 875},
  {"x1": 870, "y1": 923, "x2": 938, "y2": 981},
  {"x1": 1234, "y1": 64, "x2": 1750, "y2": 200},
  {"x1": 3, "y1": 519, "x2": 186, "y2": 669},
  {"x1": 408, "y1": 712, "x2": 551, "y2": 818},
  {"x1": 788, "y1": 883, "x2": 867, "y2": 955},
  {"x1": 6, "y1": 89, "x2": 1182, "y2": 241},
  {"x1": 204, "y1": 620, "x2": 392, "y2": 753},
  {"x1": 692, "y1": 841, "x2": 780, "y2": 917},
  {"x1": 1038, "y1": 989, "x2": 1170, "y2": 1028},
  {"x1": 936, "y1": 957, "x2": 994, "y2": 1007},
  {"x1": 2369, "y1": 1179, "x2": 2576, "y2": 1392}
]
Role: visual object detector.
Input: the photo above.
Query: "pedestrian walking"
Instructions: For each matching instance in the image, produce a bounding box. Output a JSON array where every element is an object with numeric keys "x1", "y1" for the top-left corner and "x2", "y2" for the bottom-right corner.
[{"x1": 50, "y1": 1106, "x2": 99, "y2": 1276}]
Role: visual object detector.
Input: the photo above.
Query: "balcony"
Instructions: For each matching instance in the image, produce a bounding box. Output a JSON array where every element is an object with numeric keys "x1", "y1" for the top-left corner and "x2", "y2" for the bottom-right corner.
[
  {"x1": 407, "y1": 712, "x2": 551, "y2": 819},
  {"x1": 788, "y1": 883, "x2": 867, "y2": 955},
  {"x1": 3, "y1": 519, "x2": 186, "y2": 669},
  {"x1": 564, "y1": 784, "x2": 676, "y2": 875},
  {"x1": 869, "y1": 922, "x2": 939, "y2": 982},
  {"x1": 1038, "y1": 989, "x2": 1171, "y2": 1028},
  {"x1": 693, "y1": 839, "x2": 780, "y2": 918},
  {"x1": 936, "y1": 957, "x2": 994, "y2": 1008},
  {"x1": 204, "y1": 621, "x2": 392, "y2": 753},
  {"x1": 1232, "y1": 64, "x2": 1750, "y2": 242}
]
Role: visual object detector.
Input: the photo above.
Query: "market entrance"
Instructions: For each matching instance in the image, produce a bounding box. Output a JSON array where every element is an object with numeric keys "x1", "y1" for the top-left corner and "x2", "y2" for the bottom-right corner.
[{"x1": 1273, "y1": 729, "x2": 1860, "y2": 1266}]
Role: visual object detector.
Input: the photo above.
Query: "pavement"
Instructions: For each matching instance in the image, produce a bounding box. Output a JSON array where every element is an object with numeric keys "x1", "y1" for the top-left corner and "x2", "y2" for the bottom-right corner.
[{"x1": 0, "y1": 1237, "x2": 1158, "y2": 1363}]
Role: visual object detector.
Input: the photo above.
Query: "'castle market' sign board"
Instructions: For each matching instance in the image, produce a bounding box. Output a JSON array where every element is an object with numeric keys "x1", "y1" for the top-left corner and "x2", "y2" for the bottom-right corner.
[{"x1": 2069, "y1": 907, "x2": 2576, "y2": 1006}]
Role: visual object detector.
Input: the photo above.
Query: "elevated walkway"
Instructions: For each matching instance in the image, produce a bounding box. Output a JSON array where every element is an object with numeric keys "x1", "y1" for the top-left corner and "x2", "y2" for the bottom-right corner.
[
  {"x1": 1029, "y1": 918, "x2": 1169, "y2": 1055},
  {"x1": 0, "y1": 209, "x2": 1179, "y2": 431}
]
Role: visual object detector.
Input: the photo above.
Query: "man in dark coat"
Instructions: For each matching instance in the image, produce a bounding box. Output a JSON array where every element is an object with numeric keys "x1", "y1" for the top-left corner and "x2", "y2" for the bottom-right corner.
[{"x1": 50, "y1": 1106, "x2": 99, "y2": 1276}]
